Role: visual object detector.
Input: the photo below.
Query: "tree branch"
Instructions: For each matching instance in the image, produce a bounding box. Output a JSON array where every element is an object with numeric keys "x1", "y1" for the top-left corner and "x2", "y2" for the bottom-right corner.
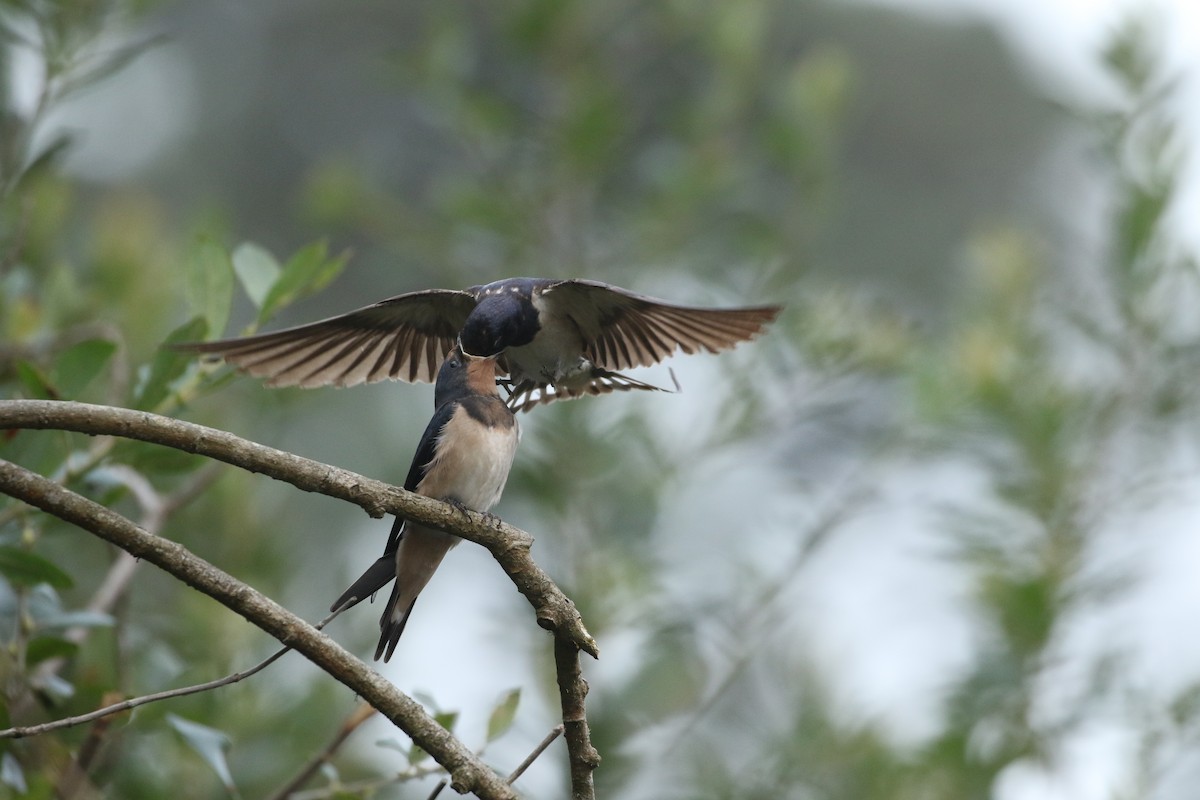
[
  {"x1": 554, "y1": 637, "x2": 601, "y2": 799},
  {"x1": 0, "y1": 459, "x2": 517, "y2": 800},
  {"x1": 0, "y1": 398, "x2": 604, "y2": 796},
  {"x1": 0, "y1": 399, "x2": 597, "y2": 658}
]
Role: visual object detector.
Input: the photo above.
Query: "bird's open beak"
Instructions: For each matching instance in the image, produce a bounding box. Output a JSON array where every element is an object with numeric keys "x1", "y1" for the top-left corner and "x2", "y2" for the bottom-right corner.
[{"x1": 456, "y1": 335, "x2": 498, "y2": 361}]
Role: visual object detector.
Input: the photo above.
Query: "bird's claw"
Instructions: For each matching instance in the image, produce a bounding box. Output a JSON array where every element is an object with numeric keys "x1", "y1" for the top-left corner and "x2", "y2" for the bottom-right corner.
[
  {"x1": 441, "y1": 498, "x2": 502, "y2": 528},
  {"x1": 444, "y1": 497, "x2": 472, "y2": 518}
]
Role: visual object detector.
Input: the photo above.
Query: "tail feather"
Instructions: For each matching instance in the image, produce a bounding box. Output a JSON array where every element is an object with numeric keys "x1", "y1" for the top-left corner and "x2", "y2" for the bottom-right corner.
[
  {"x1": 506, "y1": 367, "x2": 679, "y2": 413},
  {"x1": 371, "y1": 526, "x2": 456, "y2": 662},
  {"x1": 376, "y1": 594, "x2": 419, "y2": 661},
  {"x1": 330, "y1": 554, "x2": 396, "y2": 613}
]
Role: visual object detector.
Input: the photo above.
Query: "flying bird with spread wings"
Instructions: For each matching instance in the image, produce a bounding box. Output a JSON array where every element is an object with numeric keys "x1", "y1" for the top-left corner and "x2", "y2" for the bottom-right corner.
[{"x1": 179, "y1": 277, "x2": 780, "y2": 410}]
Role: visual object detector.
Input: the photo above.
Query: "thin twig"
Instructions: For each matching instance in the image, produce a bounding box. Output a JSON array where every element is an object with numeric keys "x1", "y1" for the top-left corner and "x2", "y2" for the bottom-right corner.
[
  {"x1": 285, "y1": 765, "x2": 447, "y2": 800},
  {"x1": 662, "y1": 483, "x2": 866, "y2": 756},
  {"x1": 507, "y1": 725, "x2": 564, "y2": 784},
  {"x1": 265, "y1": 702, "x2": 376, "y2": 800},
  {"x1": 3, "y1": 608, "x2": 349, "y2": 739},
  {"x1": 426, "y1": 724, "x2": 564, "y2": 800}
]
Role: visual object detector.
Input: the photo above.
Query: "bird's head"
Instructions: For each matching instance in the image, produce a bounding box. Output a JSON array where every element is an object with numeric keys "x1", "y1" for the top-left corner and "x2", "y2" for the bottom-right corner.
[
  {"x1": 434, "y1": 344, "x2": 500, "y2": 406},
  {"x1": 459, "y1": 292, "x2": 540, "y2": 357}
]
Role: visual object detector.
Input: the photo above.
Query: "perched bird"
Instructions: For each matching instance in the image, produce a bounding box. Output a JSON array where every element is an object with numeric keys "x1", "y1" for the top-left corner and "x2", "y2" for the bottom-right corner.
[
  {"x1": 179, "y1": 277, "x2": 781, "y2": 410},
  {"x1": 331, "y1": 344, "x2": 519, "y2": 662}
]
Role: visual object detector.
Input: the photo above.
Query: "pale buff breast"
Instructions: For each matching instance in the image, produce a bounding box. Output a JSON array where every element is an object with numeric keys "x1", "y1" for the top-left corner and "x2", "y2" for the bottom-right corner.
[{"x1": 415, "y1": 406, "x2": 519, "y2": 511}]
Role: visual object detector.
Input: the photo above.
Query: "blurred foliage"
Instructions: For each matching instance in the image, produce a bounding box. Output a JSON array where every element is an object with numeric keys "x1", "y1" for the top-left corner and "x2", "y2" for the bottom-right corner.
[
  {"x1": 3, "y1": 2, "x2": 1200, "y2": 800},
  {"x1": 293, "y1": 1, "x2": 848, "y2": 282}
]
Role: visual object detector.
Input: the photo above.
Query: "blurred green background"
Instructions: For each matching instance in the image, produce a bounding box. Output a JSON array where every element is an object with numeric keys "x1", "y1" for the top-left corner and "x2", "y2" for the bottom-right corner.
[{"x1": 3, "y1": 1, "x2": 1200, "y2": 798}]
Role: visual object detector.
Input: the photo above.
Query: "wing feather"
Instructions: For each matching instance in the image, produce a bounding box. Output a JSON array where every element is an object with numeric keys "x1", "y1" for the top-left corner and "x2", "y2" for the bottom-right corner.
[
  {"x1": 175, "y1": 289, "x2": 475, "y2": 387},
  {"x1": 541, "y1": 279, "x2": 780, "y2": 371}
]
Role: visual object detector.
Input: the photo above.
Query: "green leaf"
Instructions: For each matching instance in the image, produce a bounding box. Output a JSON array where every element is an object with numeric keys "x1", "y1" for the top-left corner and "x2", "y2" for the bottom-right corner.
[
  {"x1": 1102, "y1": 19, "x2": 1153, "y2": 93},
  {"x1": 232, "y1": 242, "x2": 281, "y2": 309},
  {"x1": 486, "y1": 688, "x2": 521, "y2": 742},
  {"x1": 37, "y1": 610, "x2": 114, "y2": 630},
  {"x1": 39, "y1": 673, "x2": 75, "y2": 700},
  {"x1": 25, "y1": 636, "x2": 79, "y2": 666},
  {"x1": 317, "y1": 762, "x2": 340, "y2": 785},
  {"x1": 0, "y1": 547, "x2": 74, "y2": 589},
  {"x1": 10, "y1": 340, "x2": 116, "y2": 401},
  {"x1": 1118, "y1": 180, "x2": 1170, "y2": 272},
  {"x1": 0, "y1": 752, "x2": 27, "y2": 794},
  {"x1": 167, "y1": 714, "x2": 236, "y2": 793},
  {"x1": 53, "y1": 339, "x2": 117, "y2": 399},
  {"x1": 66, "y1": 35, "x2": 167, "y2": 100},
  {"x1": 1170, "y1": 682, "x2": 1200, "y2": 726},
  {"x1": 186, "y1": 238, "x2": 234, "y2": 339},
  {"x1": 16, "y1": 133, "x2": 73, "y2": 189},
  {"x1": 408, "y1": 743, "x2": 430, "y2": 765},
  {"x1": 135, "y1": 317, "x2": 207, "y2": 410},
  {"x1": 258, "y1": 240, "x2": 349, "y2": 324},
  {"x1": 374, "y1": 737, "x2": 407, "y2": 755},
  {"x1": 14, "y1": 361, "x2": 57, "y2": 399}
]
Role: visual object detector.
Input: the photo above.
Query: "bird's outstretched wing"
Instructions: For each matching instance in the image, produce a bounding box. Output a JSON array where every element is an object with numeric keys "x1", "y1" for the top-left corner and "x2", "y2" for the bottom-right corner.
[
  {"x1": 540, "y1": 279, "x2": 781, "y2": 371},
  {"x1": 176, "y1": 289, "x2": 477, "y2": 387}
]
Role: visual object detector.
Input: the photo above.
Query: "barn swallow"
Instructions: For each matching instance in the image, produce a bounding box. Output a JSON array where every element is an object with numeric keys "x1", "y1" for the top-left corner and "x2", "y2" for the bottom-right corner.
[
  {"x1": 330, "y1": 344, "x2": 519, "y2": 661},
  {"x1": 179, "y1": 278, "x2": 781, "y2": 410}
]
